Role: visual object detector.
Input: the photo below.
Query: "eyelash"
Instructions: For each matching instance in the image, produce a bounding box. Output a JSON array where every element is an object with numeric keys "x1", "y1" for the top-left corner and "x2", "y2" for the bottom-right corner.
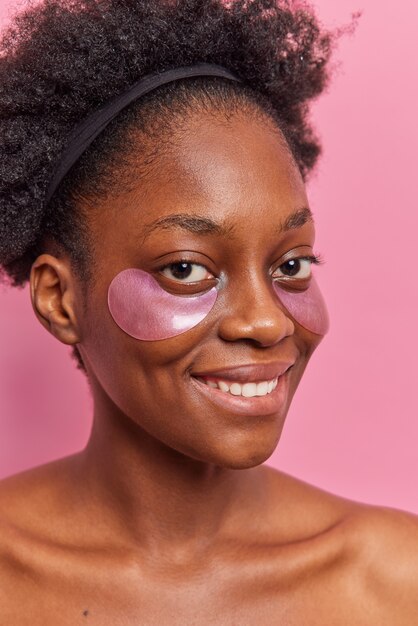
[
  {"x1": 158, "y1": 253, "x2": 325, "y2": 282},
  {"x1": 298, "y1": 254, "x2": 324, "y2": 266},
  {"x1": 272, "y1": 253, "x2": 324, "y2": 279}
]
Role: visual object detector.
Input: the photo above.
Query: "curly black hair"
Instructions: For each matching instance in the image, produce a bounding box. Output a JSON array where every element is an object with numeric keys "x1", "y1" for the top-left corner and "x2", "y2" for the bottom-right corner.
[{"x1": 0, "y1": 0, "x2": 334, "y2": 367}]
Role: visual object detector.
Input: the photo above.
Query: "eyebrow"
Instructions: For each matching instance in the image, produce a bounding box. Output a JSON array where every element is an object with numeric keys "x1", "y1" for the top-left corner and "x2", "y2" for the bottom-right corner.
[
  {"x1": 142, "y1": 214, "x2": 231, "y2": 241},
  {"x1": 280, "y1": 207, "x2": 314, "y2": 232},
  {"x1": 142, "y1": 207, "x2": 313, "y2": 241}
]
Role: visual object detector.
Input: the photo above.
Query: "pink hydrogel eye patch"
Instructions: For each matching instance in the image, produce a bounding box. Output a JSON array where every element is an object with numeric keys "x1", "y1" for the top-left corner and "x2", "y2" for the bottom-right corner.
[
  {"x1": 273, "y1": 275, "x2": 329, "y2": 335},
  {"x1": 108, "y1": 268, "x2": 218, "y2": 341}
]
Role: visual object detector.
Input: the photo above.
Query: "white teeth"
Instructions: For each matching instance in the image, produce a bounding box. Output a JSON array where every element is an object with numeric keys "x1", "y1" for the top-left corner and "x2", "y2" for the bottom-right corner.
[
  {"x1": 229, "y1": 383, "x2": 242, "y2": 396},
  {"x1": 256, "y1": 381, "x2": 268, "y2": 396},
  {"x1": 242, "y1": 382, "x2": 257, "y2": 398},
  {"x1": 201, "y1": 377, "x2": 279, "y2": 397}
]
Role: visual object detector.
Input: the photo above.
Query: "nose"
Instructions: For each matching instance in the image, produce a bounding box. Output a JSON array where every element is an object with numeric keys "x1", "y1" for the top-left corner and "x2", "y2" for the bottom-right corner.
[{"x1": 217, "y1": 274, "x2": 295, "y2": 347}]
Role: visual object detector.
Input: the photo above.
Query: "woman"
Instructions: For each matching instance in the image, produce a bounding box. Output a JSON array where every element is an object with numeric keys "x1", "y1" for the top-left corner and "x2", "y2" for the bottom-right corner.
[{"x1": 0, "y1": 0, "x2": 417, "y2": 622}]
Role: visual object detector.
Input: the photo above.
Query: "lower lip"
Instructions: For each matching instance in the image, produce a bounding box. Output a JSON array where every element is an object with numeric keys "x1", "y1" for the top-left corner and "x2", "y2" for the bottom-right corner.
[{"x1": 190, "y1": 371, "x2": 292, "y2": 417}]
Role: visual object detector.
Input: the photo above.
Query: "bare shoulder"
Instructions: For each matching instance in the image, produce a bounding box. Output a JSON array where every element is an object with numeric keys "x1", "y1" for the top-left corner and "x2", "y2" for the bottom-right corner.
[
  {"x1": 265, "y1": 464, "x2": 418, "y2": 546},
  {"x1": 0, "y1": 455, "x2": 79, "y2": 524},
  {"x1": 264, "y1": 466, "x2": 418, "y2": 622},
  {"x1": 344, "y1": 500, "x2": 418, "y2": 558},
  {"x1": 344, "y1": 504, "x2": 418, "y2": 609},
  {"x1": 0, "y1": 456, "x2": 82, "y2": 570}
]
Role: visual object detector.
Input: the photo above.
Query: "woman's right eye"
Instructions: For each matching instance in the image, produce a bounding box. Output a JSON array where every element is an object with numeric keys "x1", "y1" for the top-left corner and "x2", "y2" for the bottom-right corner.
[{"x1": 159, "y1": 262, "x2": 214, "y2": 283}]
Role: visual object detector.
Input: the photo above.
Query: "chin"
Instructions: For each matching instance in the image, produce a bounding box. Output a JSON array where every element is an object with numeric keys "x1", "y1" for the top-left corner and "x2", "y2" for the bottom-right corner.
[
  {"x1": 183, "y1": 423, "x2": 285, "y2": 470},
  {"x1": 222, "y1": 439, "x2": 282, "y2": 469},
  {"x1": 220, "y1": 450, "x2": 277, "y2": 470}
]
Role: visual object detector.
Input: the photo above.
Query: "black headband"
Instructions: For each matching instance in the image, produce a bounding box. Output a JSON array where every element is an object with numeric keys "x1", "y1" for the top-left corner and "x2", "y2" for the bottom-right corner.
[{"x1": 45, "y1": 63, "x2": 242, "y2": 205}]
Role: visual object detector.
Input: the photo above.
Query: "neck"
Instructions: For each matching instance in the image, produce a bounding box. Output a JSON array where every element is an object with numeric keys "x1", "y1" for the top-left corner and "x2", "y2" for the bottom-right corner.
[{"x1": 78, "y1": 390, "x2": 268, "y2": 557}]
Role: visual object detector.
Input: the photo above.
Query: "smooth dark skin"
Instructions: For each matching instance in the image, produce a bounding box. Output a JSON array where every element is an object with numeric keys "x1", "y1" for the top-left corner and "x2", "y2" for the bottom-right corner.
[{"x1": 0, "y1": 109, "x2": 418, "y2": 625}]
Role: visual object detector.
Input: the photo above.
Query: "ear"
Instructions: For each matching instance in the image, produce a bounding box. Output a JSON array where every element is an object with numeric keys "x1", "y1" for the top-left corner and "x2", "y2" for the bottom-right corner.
[{"x1": 30, "y1": 254, "x2": 82, "y2": 345}]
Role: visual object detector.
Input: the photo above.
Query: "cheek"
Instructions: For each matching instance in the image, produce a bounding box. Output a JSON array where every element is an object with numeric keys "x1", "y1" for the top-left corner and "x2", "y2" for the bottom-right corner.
[
  {"x1": 107, "y1": 268, "x2": 217, "y2": 341},
  {"x1": 273, "y1": 276, "x2": 329, "y2": 336}
]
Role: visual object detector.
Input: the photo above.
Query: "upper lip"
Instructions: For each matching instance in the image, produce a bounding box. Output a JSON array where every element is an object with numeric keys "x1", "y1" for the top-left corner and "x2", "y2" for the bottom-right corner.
[{"x1": 191, "y1": 361, "x2": 295, "y2": 383}]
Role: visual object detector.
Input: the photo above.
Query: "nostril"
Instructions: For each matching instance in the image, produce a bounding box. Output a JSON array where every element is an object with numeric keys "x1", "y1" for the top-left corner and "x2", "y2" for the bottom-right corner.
[{"x1": 217, "y1": 304, "x2": 295, "y2": 346}]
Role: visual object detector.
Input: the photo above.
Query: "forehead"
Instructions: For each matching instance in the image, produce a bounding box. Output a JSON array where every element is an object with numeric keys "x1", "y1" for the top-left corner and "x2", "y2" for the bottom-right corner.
[
  {"x1": 144, "y1": 112, "x2": 306, "y2": 219},
  {"x1": 87, "y1": 110, "x2": 311, "y2": 252}
]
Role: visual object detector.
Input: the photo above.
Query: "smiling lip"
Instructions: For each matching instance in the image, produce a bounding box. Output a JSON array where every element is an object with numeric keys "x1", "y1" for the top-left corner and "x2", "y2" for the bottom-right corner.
[
  {"x1": 191, "y1": 361, "x2": 295, "y2": 383},
  {"x1": 190, "y1": 362, "x2": 294, "y2": 417}
]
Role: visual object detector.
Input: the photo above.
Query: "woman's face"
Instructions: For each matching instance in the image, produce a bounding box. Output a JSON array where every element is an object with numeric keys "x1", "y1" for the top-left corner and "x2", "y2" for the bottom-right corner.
[{"x1": 76, "y1": 109, "x2": 325, "y2": 468}]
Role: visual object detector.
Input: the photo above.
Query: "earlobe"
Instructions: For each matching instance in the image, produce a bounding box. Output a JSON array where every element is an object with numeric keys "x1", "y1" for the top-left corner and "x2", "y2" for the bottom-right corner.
[{"x1": 30, "y1": 254, "x2": 81, "y2": 345}]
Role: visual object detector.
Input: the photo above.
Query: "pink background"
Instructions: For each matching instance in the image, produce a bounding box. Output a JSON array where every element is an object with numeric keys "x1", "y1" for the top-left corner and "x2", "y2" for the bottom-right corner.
[{"x1": 1, "y1": 1, "x2": 417, "y2": 512}]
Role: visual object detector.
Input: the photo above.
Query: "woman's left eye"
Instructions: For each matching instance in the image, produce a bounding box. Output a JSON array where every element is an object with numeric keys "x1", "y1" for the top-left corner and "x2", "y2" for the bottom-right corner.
[
  {"x1": 160, "y1": 262, "x2": 213, "y2": 283},
  {"x1": 273, "y1": 257, "x2": 315, "y2": 280}
]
